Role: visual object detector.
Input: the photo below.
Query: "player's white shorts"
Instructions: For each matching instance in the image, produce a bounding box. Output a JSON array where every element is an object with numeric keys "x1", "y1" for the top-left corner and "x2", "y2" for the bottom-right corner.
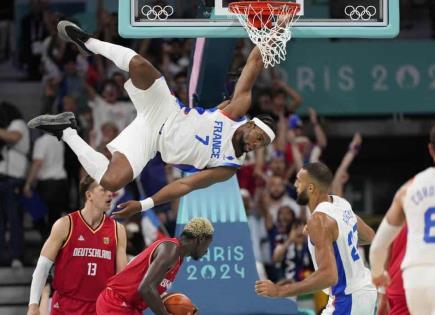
[
  {"x1": 403, "y1": 265, "x2": 435, "y2": 315},
  {"x1": 321, "y1": 288, "x2": 376, "y2": 315},
  {"x1": 107, "y1": 77, "x2": 179, "y2": 177}
]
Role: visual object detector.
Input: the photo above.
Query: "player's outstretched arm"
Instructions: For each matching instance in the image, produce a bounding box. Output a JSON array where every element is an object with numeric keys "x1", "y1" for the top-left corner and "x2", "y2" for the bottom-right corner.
[
  {"x1": 115, "y1": 223, "x2": 128, "y2": 273},
  {"x1": 138, "y1": 242, "x2": 179, "y2": 315},
  {"x1": 113, "y1": 167, "x2": 236, "y2": 218},
  {"x1": 369, "y1": 181, "x2": 410, "y2": 286},
  {"x1": 256, "y1": 213, "x2": 338, "y2": 297},
  {"x1": 221, "y1": 46, "x2": 263, "y2": 120},
  {"x1": 28, "y1": 217, "x2": 70, "y2": 315}
]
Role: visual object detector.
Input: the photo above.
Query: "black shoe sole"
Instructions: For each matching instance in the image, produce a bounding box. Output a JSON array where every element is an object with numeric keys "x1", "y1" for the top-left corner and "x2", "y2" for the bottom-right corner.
[
  {"x1": 28, "y1": 112, "x2": 76, "y2": 129},
  {"x1": 57, "y1": 20, "x2": 92, "y2": 56}
]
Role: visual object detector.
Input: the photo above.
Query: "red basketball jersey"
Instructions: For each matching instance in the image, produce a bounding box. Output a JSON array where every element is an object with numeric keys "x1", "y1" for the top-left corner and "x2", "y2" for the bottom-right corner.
[
  {"x1": 387, "y1": 225, "x2": 407, "y2": 296},
  {"x1": 106, "y1": 238, "x2": 183, "y2": 310},
  {"x1": 52, "y1": 211, "x2": 117, "y2": 302}
]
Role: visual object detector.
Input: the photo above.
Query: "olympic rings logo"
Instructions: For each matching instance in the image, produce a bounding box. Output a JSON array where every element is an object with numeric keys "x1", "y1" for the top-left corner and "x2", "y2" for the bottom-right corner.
[
  {"x1": 344, "y1": 5, "x2": 377, "y2": 21},
  {"x1": 141, "y1": 5, "x2": 174, "y2": 21}
]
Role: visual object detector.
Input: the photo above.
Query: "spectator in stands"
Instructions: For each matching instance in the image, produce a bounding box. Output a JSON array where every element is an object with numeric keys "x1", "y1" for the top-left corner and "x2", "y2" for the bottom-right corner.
[
  {"x1": 19, "y1": 0, "x2": 48, "y2": 80},
  {"x1": 271, "y1": 79, "x2": 302, "y2": 116},
  {"x1": 59, "y1": 50, "x2": 88, "y2": 109},
  {"x1": 285, "y1": 107, "x2": 327, "y2": 167},
  {"x1": 96, "y1": 121, "x2": 119, "y2": 158},
  {"x1": 260, "y1": 175, "x2": 300, "y2": 221},
  {"x1": 0, "y1": 102, "x2": 29, "y2": 267},
  {"x1": 86, "y1": 80, "x2": 135, "y2": 147},
  {"x1": 265, "y1": 205, "x2": 295, "y2": 280},
  {"x1": 40, "y1": 11, "x2": 64, "y2": 84},
  {"x1": 24, "y1": 132, "x2": 69, "y2": 238},
  {"x1": 272, "y1": 219, "x2": 313, "y2": 283},
  {"x1": 331, "y1": 132, "x2": 362, "y2": 197},
  {"x1": 111, "y1": 72, "x2": 129, "y2": 101},
  {"x1": 173, "y1": 71, "x2": 188, "y2": 105}
]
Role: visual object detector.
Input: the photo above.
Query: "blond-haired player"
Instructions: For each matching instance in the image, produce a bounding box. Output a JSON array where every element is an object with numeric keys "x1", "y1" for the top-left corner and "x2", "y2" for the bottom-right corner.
[
  {"x1": 370, "y1": 125, "x2": 435, "y2": 315},
  {"x1": 96, "y1": 218, "x2": 214, "y2": 315}
]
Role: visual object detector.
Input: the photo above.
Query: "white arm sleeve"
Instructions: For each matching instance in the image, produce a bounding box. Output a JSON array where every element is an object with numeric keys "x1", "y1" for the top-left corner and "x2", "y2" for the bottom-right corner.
[
  {"x1": 29, "y1": 256, "x2": 54, "y2": 305},
  {"x1": 369, "y1": 218, "x2": 402, "y2": 277}
]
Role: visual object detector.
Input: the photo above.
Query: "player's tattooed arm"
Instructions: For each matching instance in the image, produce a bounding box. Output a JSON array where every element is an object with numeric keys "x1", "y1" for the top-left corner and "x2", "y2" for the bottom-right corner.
[
  {"x1": 138, "y1": 242, "x2": 179, "y2": 315},
  {"x1": 222, "y1": 46, "x2": 263, "y2": 120}
]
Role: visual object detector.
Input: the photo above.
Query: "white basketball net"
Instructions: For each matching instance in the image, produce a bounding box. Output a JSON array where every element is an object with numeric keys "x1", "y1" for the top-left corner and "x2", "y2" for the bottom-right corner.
[{"x1": 231, "y1": 3, "x2": 300, "y2": 68}]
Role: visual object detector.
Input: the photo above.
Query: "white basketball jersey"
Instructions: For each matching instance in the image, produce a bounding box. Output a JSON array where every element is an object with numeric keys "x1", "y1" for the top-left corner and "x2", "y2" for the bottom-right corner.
[
  {"x1": 402, "y1": 167, "x2": 435, "y2": 270},
  {"x1": 308, "y1": 196, "x2": 374, "y2": 297},
  {"x1": 157, "y1": 105, "x2": 247, "y2": 172}
]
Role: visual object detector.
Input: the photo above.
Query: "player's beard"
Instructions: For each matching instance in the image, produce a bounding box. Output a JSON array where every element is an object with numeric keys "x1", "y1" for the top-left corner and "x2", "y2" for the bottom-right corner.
[{"x1": 296, "y1": 188, "x2": 309, "y2": 206}]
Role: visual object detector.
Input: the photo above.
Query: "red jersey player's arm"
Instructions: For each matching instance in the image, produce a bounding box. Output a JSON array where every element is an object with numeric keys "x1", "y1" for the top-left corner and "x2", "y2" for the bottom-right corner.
[
  {"x1": 28, "y1": 217, "x2": 70, "y2": 314},
  {"x1": 356, "y1": 215, "x2": 375, "y2": 245},
  {"x1": 40, "y1": 216, "x2": 70, "y2": 261},
  {"x1": 113, "y1": 166, "x2": 236, "y2": 219},
  {"x1": 370, "y1": 180, "x2": 410, "y2": 281},
  {"x1": 138, "y1": 242, "x2": 179, "y2": 315},
  {"x1": 221, "y1": 46, "x2": 263, "y2": 120},
  {"x1": 115, "y1": 223, "x2": 128, "y2": 273}
]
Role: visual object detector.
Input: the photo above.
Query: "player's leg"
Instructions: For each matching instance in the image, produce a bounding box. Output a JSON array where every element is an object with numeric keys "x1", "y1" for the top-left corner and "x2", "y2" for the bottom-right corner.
[
  {"x1": 28, "y1": 112, "x2": 133, "y2": 192},
  {"x1": 57, "y1": 20, "x2": 160, "y2": 91},
  {"x1": 349, "y1": 289, "x2": 377, "y2": 315}
]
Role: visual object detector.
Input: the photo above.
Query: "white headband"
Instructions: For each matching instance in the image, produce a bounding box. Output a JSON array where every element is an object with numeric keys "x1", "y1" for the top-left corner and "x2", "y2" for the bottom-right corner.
[{"x1": 252, "y1": 117, "x2": 275, "y2": 143}]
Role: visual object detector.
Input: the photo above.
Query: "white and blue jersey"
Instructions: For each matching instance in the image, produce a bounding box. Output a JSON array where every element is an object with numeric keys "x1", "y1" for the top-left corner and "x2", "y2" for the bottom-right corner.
[
  {"x1": 157, "y1": 103, "x2": 247, "y2": 172},
  {"x1": 308, "y1": 196, "x2": 376, "y2": 315}
]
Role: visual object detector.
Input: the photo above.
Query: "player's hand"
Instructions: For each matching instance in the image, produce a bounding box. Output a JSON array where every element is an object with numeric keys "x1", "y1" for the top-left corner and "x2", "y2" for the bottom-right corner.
[
  {"x1": 372, "y1": 271, "x2": 391, "y2": 288},
  {"x1": 27, "y1": 304, "x2": 40, "y2": 315},
  {"x1": 112, "y1": 200, "x2": 142, "y2": 219},
  {"x1": 255, "y1": 280, "x2": 281, "y2": 298}
]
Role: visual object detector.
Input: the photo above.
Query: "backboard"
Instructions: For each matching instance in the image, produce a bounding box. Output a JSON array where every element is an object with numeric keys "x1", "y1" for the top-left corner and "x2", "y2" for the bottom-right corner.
[{"x1": 119, "y1": 0, "x2": 399, "y2": 38}]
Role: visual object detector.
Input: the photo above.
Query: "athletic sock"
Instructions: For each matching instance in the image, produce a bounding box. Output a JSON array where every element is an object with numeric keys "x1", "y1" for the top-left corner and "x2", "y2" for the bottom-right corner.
[
  {"x1": 62, "y1": 128, "x2": 109, "y2": 183},
  {"x1": 84, "y1": 38, "x2": 137, "y2": 72}
]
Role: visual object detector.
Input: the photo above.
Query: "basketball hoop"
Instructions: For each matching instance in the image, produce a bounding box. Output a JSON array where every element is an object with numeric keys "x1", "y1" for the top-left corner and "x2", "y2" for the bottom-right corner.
[{"x1": 229, "y1": 1, "x2": 300, "y2": 68}]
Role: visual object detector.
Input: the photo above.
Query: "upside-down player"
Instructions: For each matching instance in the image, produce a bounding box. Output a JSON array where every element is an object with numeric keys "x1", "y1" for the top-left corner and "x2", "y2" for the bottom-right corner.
[{"x1": 28, "y1": 20, "x2": 277, "y2": 219}]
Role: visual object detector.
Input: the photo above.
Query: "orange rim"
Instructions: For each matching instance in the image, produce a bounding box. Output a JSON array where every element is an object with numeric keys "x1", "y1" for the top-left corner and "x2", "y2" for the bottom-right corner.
[{"x1": 229, "y1": 1, "x2": 300, "y2": 16}]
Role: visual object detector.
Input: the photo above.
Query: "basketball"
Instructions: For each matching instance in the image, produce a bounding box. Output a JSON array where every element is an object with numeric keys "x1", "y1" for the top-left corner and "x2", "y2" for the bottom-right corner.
[{"x1": 163, "y1": 292, "x2": 197, "y2": 315}]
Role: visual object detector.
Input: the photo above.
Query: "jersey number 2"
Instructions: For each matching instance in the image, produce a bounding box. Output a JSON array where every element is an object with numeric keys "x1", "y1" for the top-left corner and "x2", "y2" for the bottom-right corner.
[
  {"x1": 424, "y1": 207, "x2": 435, "y2": 243},
  {"x1": 87, "y1": 263, "x2": 97, "y2": 276},
  {"x1": 347, "y1": 224, "x2": 360, "y2": 262}
]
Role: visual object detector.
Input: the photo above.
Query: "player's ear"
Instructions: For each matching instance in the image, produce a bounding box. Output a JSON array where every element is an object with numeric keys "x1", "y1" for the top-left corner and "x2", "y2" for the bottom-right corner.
[
  {"x1": 85, "y1": 190, "x2": 92, "y2": 201},
  {"x1": 308, "y1": 183, "x2": 314, "y2": 193}
]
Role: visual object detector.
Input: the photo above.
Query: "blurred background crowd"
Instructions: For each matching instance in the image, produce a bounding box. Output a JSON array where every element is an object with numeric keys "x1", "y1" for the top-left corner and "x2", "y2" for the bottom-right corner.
[{"x1": 1, "y1": 0, "x2": 434, "y2": 312}]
